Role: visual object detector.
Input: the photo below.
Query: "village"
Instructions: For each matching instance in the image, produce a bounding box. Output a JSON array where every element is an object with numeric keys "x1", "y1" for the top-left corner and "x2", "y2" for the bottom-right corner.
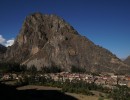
[{"x1": 1, "y1": 72, "x2": 130, "y2": 88}]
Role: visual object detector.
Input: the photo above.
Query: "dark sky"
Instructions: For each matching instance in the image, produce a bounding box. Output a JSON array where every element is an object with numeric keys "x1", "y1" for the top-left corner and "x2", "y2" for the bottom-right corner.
[{"x1": 0, "y1": 0, "x2": 130, "y2": 58}]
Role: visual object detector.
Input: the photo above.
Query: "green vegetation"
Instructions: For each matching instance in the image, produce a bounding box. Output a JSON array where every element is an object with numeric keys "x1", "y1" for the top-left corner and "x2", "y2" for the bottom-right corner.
[
  {"x1": 62, "y1": 80, "x2": 93, "y2": 95},
  {"x1": 71, "y1": 66, "x2": 86, "y2": 73},
  {"x1": 40, "y1": 66, "x2": 62, "y2": 73},
  {"x1": 109, "y1": 85, "x2": 130, "y2": 100},
  {"x1": 0, "y1": 62, "x2": 62, "y2": 74},
  {"x1": 0, "y1": 62, "x2": 27, "y2": 73},
  {"x1": 27, "y1": 65, "x2": 37, "y2": 74}
]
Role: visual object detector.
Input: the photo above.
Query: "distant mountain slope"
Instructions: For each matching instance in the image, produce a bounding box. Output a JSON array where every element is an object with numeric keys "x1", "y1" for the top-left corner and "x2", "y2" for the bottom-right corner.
[
  {"x1": 124, "y1": 56, "x2": 130, "y2": 66},
  {"x1": 3, "y1": 13, "x2": 130, "y2": 73}
]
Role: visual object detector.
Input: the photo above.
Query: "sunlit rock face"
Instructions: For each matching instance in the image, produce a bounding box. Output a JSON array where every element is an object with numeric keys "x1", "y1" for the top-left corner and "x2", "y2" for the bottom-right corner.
[{"x1": 3, "y1": 13, "x2": 130, "y2": 73}]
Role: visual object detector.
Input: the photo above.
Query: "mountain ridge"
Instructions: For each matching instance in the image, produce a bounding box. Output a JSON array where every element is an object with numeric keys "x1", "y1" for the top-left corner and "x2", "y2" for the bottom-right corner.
[{"x1": 2, "y1": 13, "x2": 130, "y2": 73}]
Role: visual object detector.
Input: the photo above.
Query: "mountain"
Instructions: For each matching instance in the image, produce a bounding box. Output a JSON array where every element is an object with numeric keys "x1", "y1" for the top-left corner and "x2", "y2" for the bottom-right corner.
[
  {"x1": 0, "y1": 44, "x2": 6, "y2": 53},
  {"x1": 124, "y1": 56, "x2": 130, "y2": 66},
  {"x1": 0, "y1": 44, "x2": 7, "y2": 61},
  {"x1": 3, "y1": 13, "x2": 130, "y2": 73}
]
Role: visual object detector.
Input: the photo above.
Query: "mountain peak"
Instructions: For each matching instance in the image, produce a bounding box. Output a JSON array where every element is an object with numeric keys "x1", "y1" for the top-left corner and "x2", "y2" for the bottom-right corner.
[
  {"x1": 21, "y1": 13, "x2": 78, "y2": 36},
  {"x1": 3, "y1": 13, "x2": 130, "y2": 74},
  {"x1": 16, "y1": 13, "x2": 79, "y2": 46}
]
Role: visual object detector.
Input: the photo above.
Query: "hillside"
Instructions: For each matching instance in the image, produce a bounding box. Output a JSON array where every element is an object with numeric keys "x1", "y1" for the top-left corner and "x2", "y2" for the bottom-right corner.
[
  {"x1": 0, "y1": 44, "x2": 6, "y2": 53},
  {"x1": 3, "y1": 13, "x2": 130, "y2": 73},
  {"x1": 124, "y1": 56, "x2": 130, "y2": 66},
  {"x1": 0, "y1": 44, "x2": 6, "y2": 61}
]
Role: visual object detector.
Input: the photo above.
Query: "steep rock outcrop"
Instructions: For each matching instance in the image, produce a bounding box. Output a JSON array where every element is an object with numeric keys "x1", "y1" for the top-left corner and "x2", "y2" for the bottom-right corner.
[{"x1": 4, "y1": 13, "x2": 130, "y2": 73}]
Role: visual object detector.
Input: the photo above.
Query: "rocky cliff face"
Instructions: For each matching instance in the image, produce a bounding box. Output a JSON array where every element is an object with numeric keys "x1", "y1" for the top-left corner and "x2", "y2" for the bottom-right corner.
[
  {"x1": 4, "y1": 13, "x2": 130, "y2": 73},
  {"x1": 124, "y1": 56, "x2": 130, "y2": 66},
  {"x1": 0, "y1": 44, "x2": 6, "y2": 53},
  {"x1": 0, "y1": 44, "x2": 6, "y2": 61}
]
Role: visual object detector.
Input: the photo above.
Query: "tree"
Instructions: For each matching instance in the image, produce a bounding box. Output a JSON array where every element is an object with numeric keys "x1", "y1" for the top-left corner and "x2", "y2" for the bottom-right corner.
[
  {"x1": 28, "y1": 65, "x2": 37, "y2": 74},
  {"x1": 20, "y1": 65, "x2": 27, "y2": 72},
  {"x1": 40, "y1": 66, "x2": 61, "y2": 73},
  {"x1": 71, "y1": 66, "x2": 86, "y2": 73},
  {"x1": 109, "y1": 85, "x2": 130, "y2": 100}
]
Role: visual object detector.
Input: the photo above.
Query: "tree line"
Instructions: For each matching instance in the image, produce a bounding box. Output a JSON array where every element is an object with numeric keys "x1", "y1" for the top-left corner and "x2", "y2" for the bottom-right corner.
[
  {"x1": 0, "y1": 62, "x2": 62, "y2": 73},
  {"x1": 0, "y1": 62, "x2": 88, "y2": 73}
]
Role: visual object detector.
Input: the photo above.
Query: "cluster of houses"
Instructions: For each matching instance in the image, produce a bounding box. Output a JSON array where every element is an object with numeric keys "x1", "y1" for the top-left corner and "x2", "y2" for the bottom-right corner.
[
  {"x1": 1, "y1": 72, "x2": 130, "y2": 88},
  {"x1": 49, "y1": 72, "x2": 130, "y2": 87}
]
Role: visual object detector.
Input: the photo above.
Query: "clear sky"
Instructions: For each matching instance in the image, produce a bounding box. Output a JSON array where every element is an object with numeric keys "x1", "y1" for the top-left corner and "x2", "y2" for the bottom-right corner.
[{"x1": 0, "y1": 0, "x2": 130, "y2": 59}]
